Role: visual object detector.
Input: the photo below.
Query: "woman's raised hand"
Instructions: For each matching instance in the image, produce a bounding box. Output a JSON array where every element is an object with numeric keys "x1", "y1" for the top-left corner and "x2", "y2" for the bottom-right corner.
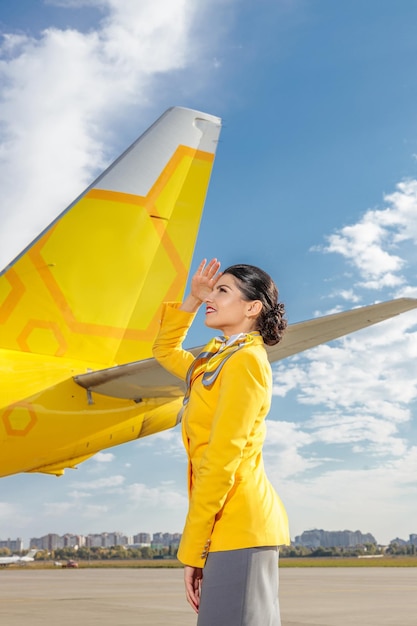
[
  {"x1": 190, "y1": 258, "x2": 221, "y2": 303},
  {"x1": 180, "y1": 258, "x2": 221, "y2": 313}
]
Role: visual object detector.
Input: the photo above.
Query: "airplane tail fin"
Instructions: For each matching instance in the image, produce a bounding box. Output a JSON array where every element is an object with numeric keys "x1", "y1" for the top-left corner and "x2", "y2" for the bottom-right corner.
[
  {"x1": 24, "y1": 549, "x2": 38, "y2": 559},
  {"x1": 0, "y1": 108, "x2": 221, "y2": 366}
]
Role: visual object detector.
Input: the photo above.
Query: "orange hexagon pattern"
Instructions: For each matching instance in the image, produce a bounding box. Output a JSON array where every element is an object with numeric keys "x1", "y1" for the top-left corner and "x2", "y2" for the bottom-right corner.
[{"x1": 0, "y1": 145, "x2": 214, "y2": 366}]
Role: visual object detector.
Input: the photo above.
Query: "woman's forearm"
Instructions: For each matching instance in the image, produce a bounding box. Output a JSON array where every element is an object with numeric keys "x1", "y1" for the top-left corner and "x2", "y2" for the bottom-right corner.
[{"x1": 180, "y1": 294, "x2": 203, "y2": 313}]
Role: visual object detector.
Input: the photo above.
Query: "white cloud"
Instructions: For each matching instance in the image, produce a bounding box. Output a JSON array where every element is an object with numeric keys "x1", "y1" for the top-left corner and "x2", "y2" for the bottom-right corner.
[
  {"x1": 127, "y1": 481, "x2": 187, "y2": 509},
  {"x1": 308, "y1": 413, "x2": 408, "y2": 457},
  {"x1": 42, "y1": 500, "x2": 109, "y2": 520},
  {"x1": 397, "y1": 285, "x2": 417, "y2": 298},
  {"x1": 315, "y1": 177, "x2": 417, "y2": 292},
  {"x1": 0, "y1": 501, "x2": 16, "y2": 521},
  {"x1": 70, "y1": 474, "x2": 125, "y2": 490},
  {"x1": 329, "y1": 289, "x2": 362, "y2": 303},
  {"x1": 272, "y1": 313, "x2": 417, "y2": 459},
  {"x1": 278, "y1": 447, "x2": 417, "y2": 544},
  {"x1": 137, "y1": 428, "x2": 185, "y2": 460},
  {"x1": 94, "y1": 452, "x2": 115, "y2": 463},
  {"x1": 67, "y1": 490, "x2": 92, "y2": 499},
  {"x1": 264, "y1": 419, "x2": 321, "y2": 478},
  {"x1": 381, "y1": 180, "x2": 417, "y2": 243},
  {"x1": 43, "y1": 501, "x2": 74, "y2": 516},
  {"x1": 0, "y1": 0, "x2": 209, "y2": 269},
  {"x1": 79, "y1": 504, "x2": 109, "y2": 518},
  {"x1": 268, "y1": 177, "x2": 417, "y2": 538},
  {"x1": 326, "y1": 221, "x2": 403, "y2": 274},
  {"x1": 268, "y1": 176, "x2": 417, "y2": 543}
]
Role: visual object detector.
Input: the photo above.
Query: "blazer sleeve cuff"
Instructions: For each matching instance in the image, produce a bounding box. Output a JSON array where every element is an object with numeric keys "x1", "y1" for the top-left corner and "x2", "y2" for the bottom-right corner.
[
  {"x1": 177, "y1": 540, "x2": 210, "y2": 569},
  {"x1": 159, "y1": 302, "x2": 196, "y2": 326}
]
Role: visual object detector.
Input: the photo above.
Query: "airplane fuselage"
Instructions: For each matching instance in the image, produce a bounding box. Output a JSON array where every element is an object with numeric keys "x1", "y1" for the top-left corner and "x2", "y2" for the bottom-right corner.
[{"x1": 0, "y1": 348, "x2": 176, "y2": 477}]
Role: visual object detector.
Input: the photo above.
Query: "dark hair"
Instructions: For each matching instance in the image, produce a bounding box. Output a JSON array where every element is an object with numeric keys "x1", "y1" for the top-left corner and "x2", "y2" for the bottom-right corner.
[{"x1": 223, "y1": 264, "x2": 287, "y2": 346}]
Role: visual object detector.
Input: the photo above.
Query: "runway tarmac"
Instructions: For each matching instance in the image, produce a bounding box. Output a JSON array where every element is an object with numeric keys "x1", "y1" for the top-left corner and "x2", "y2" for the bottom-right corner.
[{"x1": 1, "y1": 567, "x2": 416, "y2": 625}]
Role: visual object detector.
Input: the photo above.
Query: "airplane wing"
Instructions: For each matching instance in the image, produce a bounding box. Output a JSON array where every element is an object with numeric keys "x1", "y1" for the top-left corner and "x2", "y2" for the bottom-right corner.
[
  {"x1": 267, "y1": 297, "x2": 417, "y2": 361},
  {"x1": 74, "y1": 297, "x2": 417, "y2": 400}
]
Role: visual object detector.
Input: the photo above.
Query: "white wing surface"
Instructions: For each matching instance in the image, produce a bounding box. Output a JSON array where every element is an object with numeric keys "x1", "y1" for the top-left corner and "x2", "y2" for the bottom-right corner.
[{"x1": 75, "y1": 297, "x2": 417, "y2": 400}]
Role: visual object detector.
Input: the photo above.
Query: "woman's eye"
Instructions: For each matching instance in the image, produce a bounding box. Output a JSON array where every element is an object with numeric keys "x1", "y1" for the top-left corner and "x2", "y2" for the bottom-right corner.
[{"x1": 218, "y1": 287, "x2": 226, "y2": 293}]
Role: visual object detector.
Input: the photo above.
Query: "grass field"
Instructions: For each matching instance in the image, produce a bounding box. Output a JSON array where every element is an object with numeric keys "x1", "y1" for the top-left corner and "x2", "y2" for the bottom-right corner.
[{"x1": 17, "y1": 556, "x2": 417, "y2": 570}]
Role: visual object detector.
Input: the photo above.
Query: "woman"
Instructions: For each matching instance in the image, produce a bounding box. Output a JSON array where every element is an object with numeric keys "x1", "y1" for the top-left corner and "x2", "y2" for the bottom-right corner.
[{"x1": 153, "y1": 258, "x2": 290, "y2": 625}]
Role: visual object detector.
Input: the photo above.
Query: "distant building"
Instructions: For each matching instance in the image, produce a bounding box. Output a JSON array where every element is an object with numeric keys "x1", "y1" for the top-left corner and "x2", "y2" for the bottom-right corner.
[
  {"x1": 62, "y1": 534, "x2": 85, "y2": 548},
  {"x1": 389, "y1": 534, "x2": 417, "y2": 547},
  {"x1": 0, "y1": 537, "x2": 24, "y2": 552},
  {"x1": 294, "y1": 529, "x2": 377, "y2": 548},
  {"x1": 170, "y1": 533, "x2": 181, "y2": 548},
  {"x1": 151, "y1": 532, "x2": 181, "y2": 550},
  {"x1": 29, "y1": 532, "x2": 130, "y2": 550},
  {"x1": 28, "y1": 527, "x2": 417, "y2": 553},
  {"x1": 30, "y1": 533, "x2": 62, "y2": 551},
  {"x1": 85, "y1": 532, "x2": 129, "y2": 547},
  {"x1": 133, "y1": 532, "x2": 151, "y2": 546},
  {"x1": 389, "y1": 537, "x2": 408, "y2": 546},
  {"x1": 100, "y1": 532, "x2": 129, "y2": 547},
  {"x1": 86, "y1": 534, "x2": 102, "y2": 548}
]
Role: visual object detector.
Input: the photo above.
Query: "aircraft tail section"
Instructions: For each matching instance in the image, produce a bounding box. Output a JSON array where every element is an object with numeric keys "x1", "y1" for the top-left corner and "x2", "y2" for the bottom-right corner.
[
  {"x1": 21, "y1": 549, "x2": 38, "y2": 560},
  {"x1": 0, "y1": 108, "x2": 221, "y2": 366}
]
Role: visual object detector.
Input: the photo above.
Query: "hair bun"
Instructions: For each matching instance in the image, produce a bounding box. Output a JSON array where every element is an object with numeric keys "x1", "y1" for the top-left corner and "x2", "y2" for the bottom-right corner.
[
  {"x1": 259, "y1": 303, "x2": 287, "y2": 345},
  {"x1": 222, "y1": 263, "x2": 287, "y2": 346}
]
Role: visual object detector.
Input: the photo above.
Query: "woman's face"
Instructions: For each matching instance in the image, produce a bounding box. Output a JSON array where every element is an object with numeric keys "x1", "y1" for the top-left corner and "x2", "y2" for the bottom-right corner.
[{"x1": 204, "y1": 273, "x2": 260, "y2": 336}]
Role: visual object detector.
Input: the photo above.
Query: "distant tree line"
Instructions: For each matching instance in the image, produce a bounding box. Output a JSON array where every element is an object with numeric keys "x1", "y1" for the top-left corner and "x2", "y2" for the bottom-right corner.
[
  {"x1": 280, "y1": 543, "x2": 383, "y2": 558},
  {"x1": 385, "y1": 543, "x2": 416, "y2": 556},
  {"x1": 281, "y1": 543, "x2": 416, "y2": 557},
  {"x1": 35, "y1": 545, "x2": 177, "y2": 561},
  {"x1": 6, "y1": 543, "x2": 415, "y2": 562}
]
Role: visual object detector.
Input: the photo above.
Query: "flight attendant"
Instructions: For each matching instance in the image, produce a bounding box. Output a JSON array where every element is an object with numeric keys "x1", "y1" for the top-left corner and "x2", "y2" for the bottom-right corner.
[{"x1": 153, "y1": 258, "x2": 290, "y2": 625}]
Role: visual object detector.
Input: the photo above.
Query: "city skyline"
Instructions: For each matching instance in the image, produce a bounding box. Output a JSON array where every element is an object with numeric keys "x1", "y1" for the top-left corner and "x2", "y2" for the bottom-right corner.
[{"x1": 2, "y1": 527, "x2": 417, "y2": 552}]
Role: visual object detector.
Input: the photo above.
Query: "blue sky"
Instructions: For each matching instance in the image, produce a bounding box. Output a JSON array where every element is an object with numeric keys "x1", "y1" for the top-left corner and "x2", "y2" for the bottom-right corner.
[{"x1": 1, "y1": 0, "x2": 417, "y2": 547}]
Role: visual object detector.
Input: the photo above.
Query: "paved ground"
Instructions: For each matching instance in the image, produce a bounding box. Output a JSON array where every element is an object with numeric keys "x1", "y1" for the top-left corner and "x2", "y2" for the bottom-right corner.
[
  {"x1": 0, "y1": 567, "x2": 416, "y2": 625},
  {"x1": 280, "y1": 568, "x2": 417, "y2": 626}
]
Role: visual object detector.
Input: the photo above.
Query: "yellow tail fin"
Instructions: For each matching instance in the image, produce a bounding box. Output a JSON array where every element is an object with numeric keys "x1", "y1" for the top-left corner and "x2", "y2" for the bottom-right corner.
[{"x1": 0, "y1": 108, "x2": 221, "y2": 366}]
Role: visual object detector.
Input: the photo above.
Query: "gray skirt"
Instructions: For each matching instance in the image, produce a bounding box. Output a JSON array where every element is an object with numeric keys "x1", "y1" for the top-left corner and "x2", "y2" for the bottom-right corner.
[{"x1": 197, "y1": 547, "x2": 280, "y2": 626}]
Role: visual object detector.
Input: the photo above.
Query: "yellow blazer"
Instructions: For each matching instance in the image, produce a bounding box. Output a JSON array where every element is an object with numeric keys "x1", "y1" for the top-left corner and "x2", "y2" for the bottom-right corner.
[{"x1": 153, "y1": 303, "x2": 290, "y2": 568}]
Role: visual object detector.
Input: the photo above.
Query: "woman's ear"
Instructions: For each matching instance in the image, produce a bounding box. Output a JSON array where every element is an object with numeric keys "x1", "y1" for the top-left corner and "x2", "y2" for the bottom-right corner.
[{"x1": 247, "y1": 300, "x2": 262, "y2": 319}]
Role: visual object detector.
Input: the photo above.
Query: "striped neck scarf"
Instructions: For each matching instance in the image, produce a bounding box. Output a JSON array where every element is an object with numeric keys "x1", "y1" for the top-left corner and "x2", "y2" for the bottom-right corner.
[{"x1": 178, "y1": 331, "x2": 261, "y2": 420}]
